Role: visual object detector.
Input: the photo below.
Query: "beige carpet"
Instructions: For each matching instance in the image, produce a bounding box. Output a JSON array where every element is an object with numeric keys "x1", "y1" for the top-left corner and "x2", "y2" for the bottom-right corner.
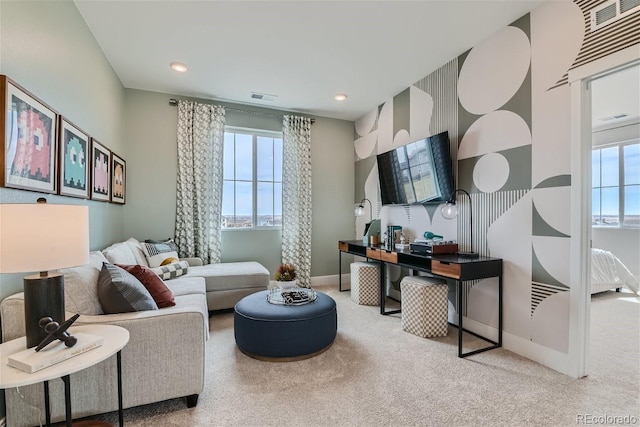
[{"x1": 77, "y1": 286, "x2": 639, "y2": 427}]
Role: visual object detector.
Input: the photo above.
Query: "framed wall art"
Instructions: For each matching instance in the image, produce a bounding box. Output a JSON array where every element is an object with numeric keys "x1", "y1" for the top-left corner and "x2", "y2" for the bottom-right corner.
[
  {"x1": 90, "y1": 138, "x2": 111, "y2": 201},
  {"x1": 58, "y1": 117, "x2": 90, "y2": 198},
  {"x1": 111, "y1": 152, "x2": 126, "y2": 204},
  {"x1": 1, "y1": 75, "x2": 58, "y2": 193}
]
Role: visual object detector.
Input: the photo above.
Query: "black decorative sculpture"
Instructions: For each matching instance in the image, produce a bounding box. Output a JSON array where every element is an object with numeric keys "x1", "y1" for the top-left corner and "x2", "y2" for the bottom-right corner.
[{"x1": 35, "y1": 313, "x2": 80, "y2": 352}]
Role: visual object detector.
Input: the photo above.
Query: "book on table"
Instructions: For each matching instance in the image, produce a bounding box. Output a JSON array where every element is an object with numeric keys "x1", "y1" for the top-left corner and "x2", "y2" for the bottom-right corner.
[{"x1": 8, "y1": 332, "x2": 104, "y2": 374}]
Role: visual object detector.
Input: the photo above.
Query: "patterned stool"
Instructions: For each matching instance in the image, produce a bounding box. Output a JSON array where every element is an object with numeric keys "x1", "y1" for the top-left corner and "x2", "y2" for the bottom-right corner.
[
  {"x1": 350, "y1": 262, "x2": 380, "y2": 306},
  {"x1": 400, "y1": 276, "x2": 448, "y2": 337}
]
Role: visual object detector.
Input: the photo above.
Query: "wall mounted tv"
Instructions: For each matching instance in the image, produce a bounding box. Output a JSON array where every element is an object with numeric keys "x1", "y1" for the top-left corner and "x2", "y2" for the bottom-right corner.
[{"x1": 377, "y1": 131, "x2": 454, "y2": 205}]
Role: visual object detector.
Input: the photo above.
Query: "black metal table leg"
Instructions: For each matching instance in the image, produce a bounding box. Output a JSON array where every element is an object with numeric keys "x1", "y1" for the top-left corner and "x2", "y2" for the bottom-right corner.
[
  {"x1": 117, "y1": 350, "x2": 124, "y2": 426},
  {"x1": 499, "y1": 275, "x2": 503, "y2": 347},
  {"x1": 61, "y1": 374, "x2": 72, "y2": 427},
  {"x1": 380, "y1": 261, "x2": 385, "y2": 315},
  {"x1": 44, "y1": 380, "x2": 51, "y2": 427},
  {"x1": 458, "y1": 280, "x2": 463, "y2": 358},
  {"x1": 338, "y1": 250, "x2": 344, "y2": 291}
]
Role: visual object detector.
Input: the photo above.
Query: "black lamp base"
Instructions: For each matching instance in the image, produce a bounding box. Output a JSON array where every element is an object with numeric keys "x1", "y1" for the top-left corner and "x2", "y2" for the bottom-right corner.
[
  {"x1": 24, "y1": 273, "x2": 65, "y2": 348},
  {"x1": 457, "y1": 251, "x2": 480, "y2": 258}
]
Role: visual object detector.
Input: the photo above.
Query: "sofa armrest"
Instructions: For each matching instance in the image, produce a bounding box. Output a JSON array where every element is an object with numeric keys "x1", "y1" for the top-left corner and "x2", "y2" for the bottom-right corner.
[{"x1": 181, "y1": 257, "x2": 203, "y2": 267}]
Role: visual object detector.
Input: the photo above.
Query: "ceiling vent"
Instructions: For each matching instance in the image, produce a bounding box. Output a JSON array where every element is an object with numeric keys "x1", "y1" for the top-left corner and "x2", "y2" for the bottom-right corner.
[
  {"x1": 250, "y1": 92, "x2": 277, "y2": 102},
  {"x1": 598, "y1": 113, "x2": 629, "y2": 121},
  {"x1": 591, "y1": 0, "x2": 640, "y2": 32}
]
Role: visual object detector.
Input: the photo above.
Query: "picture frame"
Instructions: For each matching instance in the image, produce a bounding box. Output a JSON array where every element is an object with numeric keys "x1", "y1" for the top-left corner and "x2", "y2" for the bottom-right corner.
[
  {"x1": 90, "y1": 138, "x2": 111, "y2": 202},
  {"x1": 110, "y1": 152, "x2": 126, "y2": 204},
  {"x1": 58, "y1": 117, "x2": 90, "y2": 198},
  {"x1": 1, "y1": 75, "x2": 58, "y2": 194}
]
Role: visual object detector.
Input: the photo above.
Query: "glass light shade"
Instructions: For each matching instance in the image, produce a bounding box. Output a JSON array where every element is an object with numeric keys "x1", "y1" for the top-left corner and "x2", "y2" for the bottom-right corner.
[
  {"x1": 355, "y1": 205, "x2": 365, "y2": 216},
  {"x1": 0, "y1": 204, "x2": 90, "y2": 273},
  {"x1": 441, "y1": 203, "x2": 458, "y2": 220}
]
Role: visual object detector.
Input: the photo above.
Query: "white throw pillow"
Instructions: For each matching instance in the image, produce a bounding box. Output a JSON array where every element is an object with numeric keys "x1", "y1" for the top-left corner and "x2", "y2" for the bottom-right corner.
[
  {"x1": 102, "y1": 242, "x2": 137, "y2": 265},
  {"x1": 125, "y1": 238, "x2": 149, "y2": 266},
  {"x1": 141, "y1": 242, "x2": 179, "y2": 268}
]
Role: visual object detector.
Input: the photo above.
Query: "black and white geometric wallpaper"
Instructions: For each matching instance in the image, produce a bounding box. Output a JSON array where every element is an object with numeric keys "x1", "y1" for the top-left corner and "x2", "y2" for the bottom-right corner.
[{"x1": 353, "y1": 0, "x2": 639, "y2": 355}]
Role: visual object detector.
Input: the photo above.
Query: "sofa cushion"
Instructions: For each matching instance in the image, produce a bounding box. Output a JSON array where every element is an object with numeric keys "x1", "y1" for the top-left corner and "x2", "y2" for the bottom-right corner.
[
  {"x1": 165, "y1": 276, "x2": 207, "y2": 297},
  {"x1": 141, "y1": 242, "x2": 180, "y2": 268},
  {"x1": 98, "y1": 263, "x2": 158, "y2": 314},
  {"x1": 185, "y1": 262, "x2": 269, "y2": 292},
  {"x1": 102, "y1": 242, "x2": 138, "y2": 266},
  {"x1": 116, "y1": 264, "x2": 176, "y2": 308},
  {"x1": 61, "y1": 251, "x2": 107, "y2": 315},
  {"x1": 150, "y1": 261, "x2": 189, "y2": 280}
]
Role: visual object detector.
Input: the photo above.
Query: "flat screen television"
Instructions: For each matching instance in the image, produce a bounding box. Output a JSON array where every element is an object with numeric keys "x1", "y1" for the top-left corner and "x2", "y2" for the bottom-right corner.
[{"x1": 377, "y1": 131, "x2": 454, "y2": 205}]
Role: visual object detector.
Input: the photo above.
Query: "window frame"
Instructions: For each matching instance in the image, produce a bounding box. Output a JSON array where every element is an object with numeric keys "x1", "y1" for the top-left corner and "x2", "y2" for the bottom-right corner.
[
  {"x1": 222, "y1": 126, "x2": 283, "y2": 231},
  {"x1": 591, "y1": 138, "x2": 639, "y2": 229}
]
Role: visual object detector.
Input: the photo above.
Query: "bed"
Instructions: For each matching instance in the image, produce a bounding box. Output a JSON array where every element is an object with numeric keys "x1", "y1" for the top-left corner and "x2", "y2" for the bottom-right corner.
[{"x1": 591, "y1": 248, "x2": 640, "y2": 294}]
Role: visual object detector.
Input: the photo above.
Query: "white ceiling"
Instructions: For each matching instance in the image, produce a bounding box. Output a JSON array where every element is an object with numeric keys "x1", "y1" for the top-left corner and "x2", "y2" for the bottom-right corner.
[
  {"x1": 591, "y1": 63, "x2": 640, "y2": 129},
  {"x1": 74, "y1": 0, "x2": 547, "y2": 122}
]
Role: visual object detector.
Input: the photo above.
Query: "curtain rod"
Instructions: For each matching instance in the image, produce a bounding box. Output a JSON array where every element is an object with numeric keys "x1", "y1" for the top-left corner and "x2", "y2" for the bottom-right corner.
[{"x1": 168, "y1": 98, "x2": 315, "y2": 124}]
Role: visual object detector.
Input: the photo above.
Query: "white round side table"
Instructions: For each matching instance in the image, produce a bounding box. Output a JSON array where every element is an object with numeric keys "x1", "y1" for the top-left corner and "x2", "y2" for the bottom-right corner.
[{"x1": 0, "y1": 324, "x2": 129, "y2": 427}]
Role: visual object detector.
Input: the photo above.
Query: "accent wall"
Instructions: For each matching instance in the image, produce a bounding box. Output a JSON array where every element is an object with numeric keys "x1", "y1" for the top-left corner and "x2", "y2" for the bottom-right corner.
[{"x1": 353, "y1": 0, "x2": 640, "y2": 368}]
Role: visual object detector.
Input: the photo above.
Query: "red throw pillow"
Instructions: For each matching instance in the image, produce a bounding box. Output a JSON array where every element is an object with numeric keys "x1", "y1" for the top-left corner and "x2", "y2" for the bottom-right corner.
[{"x1": 116, "y1": 264, "x2": 176, "y2": 308}]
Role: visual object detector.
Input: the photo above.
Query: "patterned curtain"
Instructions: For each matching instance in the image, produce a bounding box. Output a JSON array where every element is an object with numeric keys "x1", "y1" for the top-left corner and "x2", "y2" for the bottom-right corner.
[
  {"x1": 174, "y1": 100, "x2": 225, "y2": 264},
  {"x1": 282, "y1": 115, "x2": 313, "y2": 287}
]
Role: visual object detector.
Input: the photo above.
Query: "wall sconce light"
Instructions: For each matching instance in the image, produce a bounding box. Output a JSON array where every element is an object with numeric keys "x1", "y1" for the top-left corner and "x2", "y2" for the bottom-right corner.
[
  {"x1": 0, "y1": 199, "x2": 90, "y2": 348},
  {"x1": 441, "y1": 189, "x2": 479, "y2": 258},
  {"x1": 355, "y1": 198, "x2": 380, "y2": 245},
  {"x1": 355, "y1": 198, "x2": 372, "y2": 220}
]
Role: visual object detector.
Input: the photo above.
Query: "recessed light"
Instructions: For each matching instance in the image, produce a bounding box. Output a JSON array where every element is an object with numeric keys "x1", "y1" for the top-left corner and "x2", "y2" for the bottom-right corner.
[
  {"x1": 334, "y1": 93, "x2": 348, "y2": 101},
  {"x1": 170, "y1": 62, "x2": 188, "y2": 73}
]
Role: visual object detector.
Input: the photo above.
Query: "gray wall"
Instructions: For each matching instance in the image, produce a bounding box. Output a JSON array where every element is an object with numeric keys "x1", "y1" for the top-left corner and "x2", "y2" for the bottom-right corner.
[
  {"x1": 0, "y1": 0, "x2": 126, "y2": 417},
  {"x1": 123, "y1": 89, "x2": 355, "y2": 277}
]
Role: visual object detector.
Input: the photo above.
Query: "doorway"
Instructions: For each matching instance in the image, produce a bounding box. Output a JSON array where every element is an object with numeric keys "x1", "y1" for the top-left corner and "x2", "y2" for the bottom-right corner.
[
  {"x1": 588, "y1": 63, "x2": 640, "y2": 378},
  {"x1": 568, "y1": 46, "x2": 640, "y2": 379}
]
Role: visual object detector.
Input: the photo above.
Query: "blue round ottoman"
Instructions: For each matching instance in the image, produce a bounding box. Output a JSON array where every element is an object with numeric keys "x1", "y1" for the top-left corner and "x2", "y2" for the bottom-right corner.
[{"x1": 234, "y1": 290, "x2": 337, "y2": 361}]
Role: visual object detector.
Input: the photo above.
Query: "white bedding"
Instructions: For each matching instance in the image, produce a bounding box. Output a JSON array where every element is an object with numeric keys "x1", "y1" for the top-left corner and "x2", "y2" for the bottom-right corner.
[{"x1": 591, "y1": 248, "x2": 639, "y2": 294}]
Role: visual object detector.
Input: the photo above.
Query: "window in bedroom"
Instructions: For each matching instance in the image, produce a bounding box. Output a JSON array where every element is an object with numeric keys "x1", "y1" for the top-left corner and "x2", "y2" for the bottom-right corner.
[
  {"x1": 222, "y1": 128, "x2": 282, "y2": 229},
  {"x1": 592, "y1": 140, "x2": 640, "y2": 227}
]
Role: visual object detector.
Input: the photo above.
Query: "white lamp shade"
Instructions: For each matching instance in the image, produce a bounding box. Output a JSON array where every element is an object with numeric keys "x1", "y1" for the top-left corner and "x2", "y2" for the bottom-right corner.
[
  {"x1": 0, "y1": 204, "x2": 90, "y2": 273},
  {"x1": 355, "y1": 205, "x2": 364, "y2": 216},
  {"x1": 441, "y1": 203, "x2": 458, "y2": 220}
]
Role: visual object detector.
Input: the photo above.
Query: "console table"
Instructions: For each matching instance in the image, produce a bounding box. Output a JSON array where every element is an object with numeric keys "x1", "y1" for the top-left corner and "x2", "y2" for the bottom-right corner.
[{"x1": 338, "y1": 240, "x2": 503, "y2": 358}]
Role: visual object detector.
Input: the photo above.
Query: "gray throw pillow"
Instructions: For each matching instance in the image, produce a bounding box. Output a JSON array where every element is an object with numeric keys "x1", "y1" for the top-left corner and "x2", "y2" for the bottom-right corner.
[{"x1": 98, "y1": 262, "x2": 159, "y2": 314}]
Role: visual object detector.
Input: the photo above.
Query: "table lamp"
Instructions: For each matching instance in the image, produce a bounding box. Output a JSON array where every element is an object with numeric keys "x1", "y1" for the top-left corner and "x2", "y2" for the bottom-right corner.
[
  {"x1": 355, "y1": 198, "x2": 380, "y2": 245},
  {"x1": 0, "y1": 200, "x2": 89, "y2": 348},
  {"x1": 441, "y1": 189, "x2": 479, "y2": 258}
]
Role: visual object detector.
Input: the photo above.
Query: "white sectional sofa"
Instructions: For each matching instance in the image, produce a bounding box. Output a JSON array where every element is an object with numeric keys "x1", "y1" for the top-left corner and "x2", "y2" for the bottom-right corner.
[
  {"x1": 0, "y1": 251, "x2": 208, "y2": 427},
  {"x1": 102, "y1": 238, "x2": 270, "y2": 311},
  {"x1": 0, "y1": 238, "x2": 269, "y2": 426}
]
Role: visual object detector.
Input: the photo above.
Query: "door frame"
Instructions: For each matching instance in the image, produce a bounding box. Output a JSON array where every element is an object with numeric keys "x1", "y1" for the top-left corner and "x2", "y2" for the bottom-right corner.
[{"x1": 567, "y1": 45, "x2": 640, "y2": 378}]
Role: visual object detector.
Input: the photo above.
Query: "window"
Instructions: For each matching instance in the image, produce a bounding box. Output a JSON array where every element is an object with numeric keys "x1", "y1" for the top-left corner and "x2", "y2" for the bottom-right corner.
[
  {"x1": 592, "y1": 140, "x2": 640, "y2": 227},
  {"x1": 222, "y1": 128, "x2": 282, "y2": 228}
]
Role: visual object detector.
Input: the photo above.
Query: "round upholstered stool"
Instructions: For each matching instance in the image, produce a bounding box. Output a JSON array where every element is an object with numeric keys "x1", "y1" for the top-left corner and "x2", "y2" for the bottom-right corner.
[{"x1": 234, "y1": 290, "x2": 337, "y2": 361}]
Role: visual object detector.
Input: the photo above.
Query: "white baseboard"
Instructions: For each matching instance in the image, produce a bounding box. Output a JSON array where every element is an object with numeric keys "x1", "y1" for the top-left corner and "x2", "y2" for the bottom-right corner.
[
  {"x1": 461, "y1": 317, "x2": 571, "y2": 376},
  {"x1": 311, "y1": 274, "x2": 350, "y2": 288},
  {"x1": 503, "y1": 331, "x2": 571, "y2": 376}
]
